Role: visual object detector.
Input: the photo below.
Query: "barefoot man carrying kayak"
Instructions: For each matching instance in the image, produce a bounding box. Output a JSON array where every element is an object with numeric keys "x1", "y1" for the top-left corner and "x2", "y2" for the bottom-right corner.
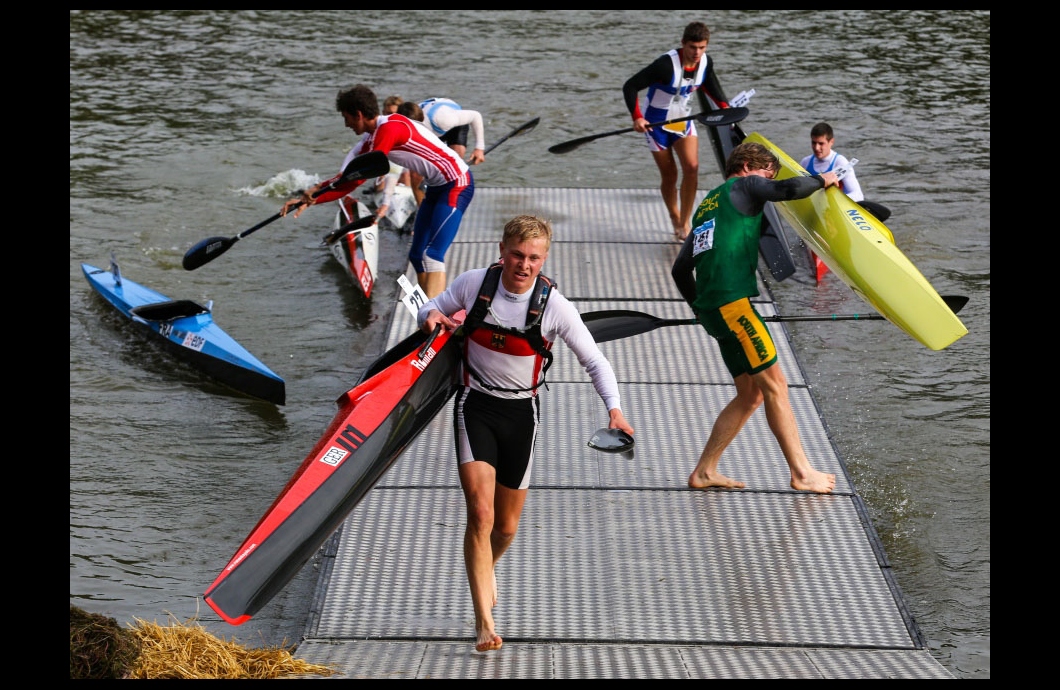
[
  {"x1": 671, "y1": 142, "x2": 838, "y2": 494},
  {"x1": 419, "y1": 215, "x2": 634, "y2": 651}
]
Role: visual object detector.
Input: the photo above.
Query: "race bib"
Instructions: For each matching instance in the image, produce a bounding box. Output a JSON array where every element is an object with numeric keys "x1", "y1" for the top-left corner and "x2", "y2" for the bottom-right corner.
[
  {"x1": 397, "y1": 274, "x2": 428, "y2": 317},
  {"x1": 691, "y1": 218, "x2": 716, "y2": 256}
]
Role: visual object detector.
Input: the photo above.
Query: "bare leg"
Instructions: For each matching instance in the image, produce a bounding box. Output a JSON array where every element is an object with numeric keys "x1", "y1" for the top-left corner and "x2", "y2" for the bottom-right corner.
[
  {"x1": 753, "y1": 366, "x2": 836, "y2": 494},
  {"x1": 458, "y1": 462, "x2": 527, "y2": 651},
  {"x1": 458, "y1": 461, "x2": 502, "y2": 651},
  {"x1": 688, "y1": 373, "x2": 757, "y2": 489},
  {"x1": 489, "y1": 483, "x2": 525, "y2": 609},
  {"x1": 672, "y1": 135, "x2": 700, "y2": 240},
  {"x1": 409, "y1": 170, "x2": 425, "y2": 207},
  {"x1": 422, "y1": 271, "x2": 446, "y2": 299},
  {"x1": 650, "y1": 148, "x2": 681, "y2": 239}
]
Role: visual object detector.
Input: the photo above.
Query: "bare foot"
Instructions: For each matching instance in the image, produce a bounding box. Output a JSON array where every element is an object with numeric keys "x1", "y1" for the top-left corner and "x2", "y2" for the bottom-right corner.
[
  {"x1": 791, "y1": 469, "x2": 836, "y2": 494},
  {"x1": 476, "y1": 631, "x2": 503, "y2": 652},
  {"x1": 688, "y1": 470, "x2": 745, "y2": 489},
  {"x1": 491, "y1": 569, "x2": 498, "y2": 608}
]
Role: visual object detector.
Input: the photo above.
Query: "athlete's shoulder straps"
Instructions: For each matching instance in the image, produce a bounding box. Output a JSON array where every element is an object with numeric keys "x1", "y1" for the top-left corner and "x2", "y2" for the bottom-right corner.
[
  {"x1": 466, "y1": 262, "x2": 555, "y2": 331},
  {"x1": 460, "y1": 263, "x2": 557, "y2": 394},
  {"x1": 465, "y1": 263, "x2": 503, "y2": 331},
  {"x1": 525, "y1": 271, "x2": 554, "y2": 329}
]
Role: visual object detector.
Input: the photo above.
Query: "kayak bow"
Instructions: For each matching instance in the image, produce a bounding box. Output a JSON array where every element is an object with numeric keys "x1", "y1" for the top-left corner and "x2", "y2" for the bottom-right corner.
[
  {"x1": 204, "y1": 317, "x2": 463, "y2": 625},
  {"x1": 744, "y1": 132, "x2": 968, "y2": 350}
]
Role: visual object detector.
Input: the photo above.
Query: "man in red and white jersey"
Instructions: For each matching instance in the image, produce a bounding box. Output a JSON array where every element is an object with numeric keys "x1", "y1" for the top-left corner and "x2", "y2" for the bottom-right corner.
[{"x1": 282, "y1": 84, "x2": 474, "y2": 298}]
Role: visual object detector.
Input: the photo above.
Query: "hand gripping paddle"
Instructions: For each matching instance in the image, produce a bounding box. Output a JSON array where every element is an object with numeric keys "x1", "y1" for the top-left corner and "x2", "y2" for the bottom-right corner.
[
  {"x1": 548, "y1": 107, "x2": 749, "y2": 155},
  {"x1": 182, "y1": 150, "x2": 390, "y2": 270}
]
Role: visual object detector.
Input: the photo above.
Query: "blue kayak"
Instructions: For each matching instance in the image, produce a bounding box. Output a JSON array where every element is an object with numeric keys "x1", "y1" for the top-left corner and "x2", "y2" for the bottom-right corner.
[{"x1": 81, "y1": 257, "x2": 285, "y2": 405}]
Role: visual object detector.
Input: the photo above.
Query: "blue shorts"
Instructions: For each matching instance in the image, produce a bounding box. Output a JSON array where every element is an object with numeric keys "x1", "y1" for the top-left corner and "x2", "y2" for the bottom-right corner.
[
  {"x1": 698, "y1": 297, "x2": 778, "y2": 377},
  {"x1": 645, "y1": 120, "x2": 697, "y2": 152}
]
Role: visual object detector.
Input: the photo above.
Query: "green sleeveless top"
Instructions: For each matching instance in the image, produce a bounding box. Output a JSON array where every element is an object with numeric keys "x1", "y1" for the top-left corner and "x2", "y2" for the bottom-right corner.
[{"x1": 690, "y1": 177, "x2": 763, "y2": 312}]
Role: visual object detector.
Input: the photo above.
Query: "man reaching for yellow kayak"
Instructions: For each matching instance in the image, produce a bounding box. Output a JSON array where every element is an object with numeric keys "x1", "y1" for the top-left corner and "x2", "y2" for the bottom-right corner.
[{"x1": 671, "y1": 141, "x2": 838, "y2": 494}]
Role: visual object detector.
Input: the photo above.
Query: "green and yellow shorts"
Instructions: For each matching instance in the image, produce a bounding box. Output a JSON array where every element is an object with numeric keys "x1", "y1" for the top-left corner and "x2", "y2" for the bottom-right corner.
[{"x1": 698, "y1": 297, "x2": 778, "y2": 377}]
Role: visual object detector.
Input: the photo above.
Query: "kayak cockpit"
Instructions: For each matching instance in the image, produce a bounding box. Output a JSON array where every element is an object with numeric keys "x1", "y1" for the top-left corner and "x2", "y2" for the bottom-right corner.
[{"x1": 131, "y1": 299, "x2": 211, "y2": 322}]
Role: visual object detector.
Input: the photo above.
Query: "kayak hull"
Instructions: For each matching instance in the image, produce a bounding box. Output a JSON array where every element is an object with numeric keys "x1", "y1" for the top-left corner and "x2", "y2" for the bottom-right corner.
[
  {"x1": 744, "y1": 132, "x2": 968, "y2": 350},
  {"x1": 203, "y1": 319, "x2": 462, "y2": 625},
  {"x1": 81, "y1": 260, "x2": 285, "y2": 404},
  {"x1": 330, "y1": 197, "x2": 380, "y2": 299}
]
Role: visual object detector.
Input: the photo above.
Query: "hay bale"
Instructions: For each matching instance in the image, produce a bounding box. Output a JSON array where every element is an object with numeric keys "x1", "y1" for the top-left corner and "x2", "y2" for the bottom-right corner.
[
  {"x1": 70, "y1": 604, "x2": 335, "y2": 679},
  {"x1": 127, "y1": 615, "x2": 334, "y2": 679},
  {"x1": 70, "y1": 604, "x2": 142, "y2": 679}
]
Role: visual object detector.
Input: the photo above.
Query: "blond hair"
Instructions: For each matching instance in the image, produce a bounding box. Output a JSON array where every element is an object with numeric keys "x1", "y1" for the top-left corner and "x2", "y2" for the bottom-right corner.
[{"x1": 502, "y1": 215, "x2": 552, "y2": 250}]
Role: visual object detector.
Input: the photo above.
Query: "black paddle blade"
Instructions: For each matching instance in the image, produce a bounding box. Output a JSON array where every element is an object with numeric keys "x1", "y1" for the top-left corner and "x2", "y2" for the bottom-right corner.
[
  {"x1": 548, "y1": 136, "x2": 598, "y2": 155},
  {"x1": 336, "y1": 150, "x2": 390, "y2": 186},
  {"x1": 582, "y1": 309, "x2": 692, "y2": 343},
  {"x1": 484, "y1": 117, "x2": 541, "y2": 155},
  {"x1": 512, "y1": 116, "x2": 540, "y2": 137},
  {"x1": 182, "y1": 236, "x2": 235, "y2": 270},
  {"x1": 321, "y1": 214, "x2": 376, "y2": 245},
  {"x1": 695, "y1": 106, "x2": 749, "y2": 127},
  {"x1": 588, "y1": 428, "x2": 635, "y2": 454},
  {"x1": 942, "y1": 295, "x2": 968, "y2": 314}
]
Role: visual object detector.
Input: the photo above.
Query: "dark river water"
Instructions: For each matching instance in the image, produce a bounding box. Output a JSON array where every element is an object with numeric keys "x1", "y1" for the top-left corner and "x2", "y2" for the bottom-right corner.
[{"x1": 70, "y1": 10, "x2": 989, "y2": 678}]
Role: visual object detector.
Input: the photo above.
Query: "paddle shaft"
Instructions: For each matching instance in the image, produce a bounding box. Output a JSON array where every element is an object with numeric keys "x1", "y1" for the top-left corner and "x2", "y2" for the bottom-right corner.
[
  {"x1": 548, "y1": 107, "x2": 749, "y2": 155},
  {"x1": 183, "y1": 151, "x2": 389, "y2": 270},
  {"x1": 484, "y1": 117, "x2": 540, "y2": 155},
  {"x1": 582, "y1": 295, "x2": 968, "y2": 343},
  {"x1": 417, "y1": 324, "x2": 442, "y2": 360},
  {"x1": 641, "y1": 313, "x2": 893, "y2": 331}
]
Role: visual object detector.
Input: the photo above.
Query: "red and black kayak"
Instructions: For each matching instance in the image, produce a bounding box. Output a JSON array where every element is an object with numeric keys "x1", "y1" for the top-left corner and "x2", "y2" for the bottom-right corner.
[{"x1": 204, "y1": 316, "x2": 464, "y2": 625}]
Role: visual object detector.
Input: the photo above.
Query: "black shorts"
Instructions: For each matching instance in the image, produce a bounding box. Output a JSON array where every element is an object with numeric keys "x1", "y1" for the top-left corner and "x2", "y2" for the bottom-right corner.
[
  {"x1": 440, "y1": 124, "x2": 469, "y2": 148},
  {"x1": 453, "y1": 388, "x2": 539, "y2": 490}
]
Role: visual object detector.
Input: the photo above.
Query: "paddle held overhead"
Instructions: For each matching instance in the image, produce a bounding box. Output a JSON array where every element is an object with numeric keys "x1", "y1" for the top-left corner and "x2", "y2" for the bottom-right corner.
[
  {"x1": 548, "y1": 107, "x2": 749, "y2": 155},
  {"x1": 182, "y1": 150, "x2": 390, "y2": 270}
]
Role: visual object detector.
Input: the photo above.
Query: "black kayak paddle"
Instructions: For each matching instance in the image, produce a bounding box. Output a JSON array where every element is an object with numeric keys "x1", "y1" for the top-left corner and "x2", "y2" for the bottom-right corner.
[
  {"x1": 182, "y1": 150, "x2": 390, "y2": 271},
  {"x1": 582, "y1": 295, "x2": 969, "y2": 343},
  {"x1": 484, "y1": 117, "x2": 540, "y2": 155},
  {"x1": 548, "y1": 107, "x2": 749, "y2": 155}
]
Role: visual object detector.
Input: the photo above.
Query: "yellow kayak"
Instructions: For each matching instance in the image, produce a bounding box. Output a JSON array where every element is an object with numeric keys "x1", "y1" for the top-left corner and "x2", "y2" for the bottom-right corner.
[{"x1": 745, "y1": 132, "x2": 968, "y2": 351}]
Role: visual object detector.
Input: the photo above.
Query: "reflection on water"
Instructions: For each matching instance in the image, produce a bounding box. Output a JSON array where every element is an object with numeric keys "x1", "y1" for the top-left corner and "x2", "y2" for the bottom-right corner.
[{"x1": 71, "y1": 10, "x2": 989, "y2": 678}]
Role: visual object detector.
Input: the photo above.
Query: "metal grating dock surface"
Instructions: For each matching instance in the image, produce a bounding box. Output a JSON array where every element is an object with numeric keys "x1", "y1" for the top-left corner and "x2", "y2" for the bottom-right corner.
[{"x1": 291, "y1": 188, "x2": 952, "y2": 679}]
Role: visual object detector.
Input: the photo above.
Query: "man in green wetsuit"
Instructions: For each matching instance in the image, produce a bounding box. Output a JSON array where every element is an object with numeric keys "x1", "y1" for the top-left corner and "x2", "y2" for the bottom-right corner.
[{"x1": 671, "y1": 141, "x2": 839, "y2": 494}]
